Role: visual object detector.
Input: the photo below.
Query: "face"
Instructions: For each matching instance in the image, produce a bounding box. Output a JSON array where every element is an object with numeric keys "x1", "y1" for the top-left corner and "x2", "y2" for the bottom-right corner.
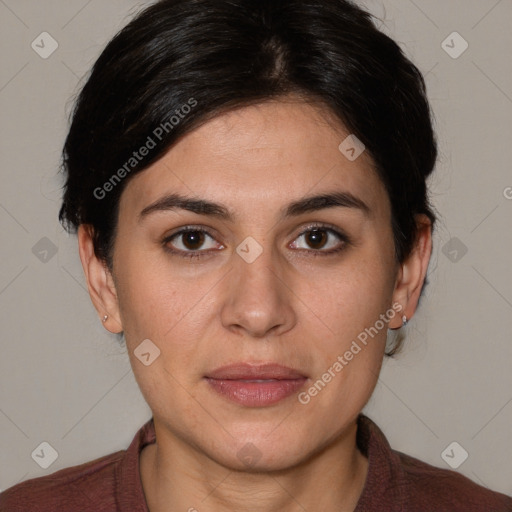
[{"x1": 106, "y1": 99, "x2": 403, "y2": 471}]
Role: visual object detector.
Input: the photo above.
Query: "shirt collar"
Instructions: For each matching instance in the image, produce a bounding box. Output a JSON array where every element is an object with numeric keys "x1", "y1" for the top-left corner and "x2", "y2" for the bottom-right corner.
[
  {"x1": 354, "y1": 413, "x2": 406, "y2": 511},
  {"x1": 117, "y1": 416, "x2": 155, "y2": 512}
]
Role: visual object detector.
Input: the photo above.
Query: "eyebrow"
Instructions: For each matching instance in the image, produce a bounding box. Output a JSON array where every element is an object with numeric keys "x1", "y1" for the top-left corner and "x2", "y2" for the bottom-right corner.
[{"x1": 139, "y1": 190, "x2": 371, "y2": 222}]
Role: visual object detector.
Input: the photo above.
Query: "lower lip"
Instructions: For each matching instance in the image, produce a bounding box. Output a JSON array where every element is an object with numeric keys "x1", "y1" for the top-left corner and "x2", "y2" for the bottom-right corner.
[{"x1": 205, "y1": 378, "x2": 307, "y2": 407}]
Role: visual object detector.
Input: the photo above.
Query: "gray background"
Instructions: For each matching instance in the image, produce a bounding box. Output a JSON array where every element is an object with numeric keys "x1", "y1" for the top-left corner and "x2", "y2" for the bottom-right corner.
[{"x1": 1, "y1": 0, "x2": 511, "y2": 497}]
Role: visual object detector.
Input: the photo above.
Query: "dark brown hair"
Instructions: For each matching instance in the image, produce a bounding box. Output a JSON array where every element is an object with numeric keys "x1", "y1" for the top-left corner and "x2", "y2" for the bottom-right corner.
[{"x1": 59, "y1": 0, "x2": 438, "y2": 355}]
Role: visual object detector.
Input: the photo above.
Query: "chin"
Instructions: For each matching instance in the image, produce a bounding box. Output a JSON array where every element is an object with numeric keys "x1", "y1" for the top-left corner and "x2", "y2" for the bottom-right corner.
[
  {"x1": 207, "y1": 435, "x2": 312, "y2": 474},
  {"x1": 222, "y1": 451, "x2": 305, "y2": 474}
]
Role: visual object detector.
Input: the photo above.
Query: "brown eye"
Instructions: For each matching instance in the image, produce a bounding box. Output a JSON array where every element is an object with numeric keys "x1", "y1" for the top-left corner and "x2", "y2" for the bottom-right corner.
[
  {"x1": 305, "y1": 229, "x2": 329, "y2": 250},
  {"x1": 164, "y1": 228, "x2": 220, "y2": 258},
  {"x1": 180, "y1": 230, "x2": 206, "y2": 250},
  {"x1": 290, "y1": 225, "x2": 349, "y2": 255}
]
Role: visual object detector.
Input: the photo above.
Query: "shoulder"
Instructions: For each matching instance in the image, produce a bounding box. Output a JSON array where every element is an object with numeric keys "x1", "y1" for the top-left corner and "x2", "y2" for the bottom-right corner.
[
  {"x1": 356, "y1": 414, "x2": 512, "y2": 512},
  {"x1": 395, "y1": 449, "x2": 512, "y2": 511},
  {"x1": 0, "y1": 450, "x2": 124, "y2": 512}
]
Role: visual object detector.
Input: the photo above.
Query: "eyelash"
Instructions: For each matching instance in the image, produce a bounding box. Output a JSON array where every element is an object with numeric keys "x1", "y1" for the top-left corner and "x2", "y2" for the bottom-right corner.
[{"x1": 161, "y1": 223, "x2": 351, "y2": 260}]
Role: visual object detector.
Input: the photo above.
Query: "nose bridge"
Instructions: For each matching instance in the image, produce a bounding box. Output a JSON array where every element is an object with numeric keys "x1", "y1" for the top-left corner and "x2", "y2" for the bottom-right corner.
[
  {"x1": 220, "y1": 237, "x2": 295, "y2": 337},
  {"x1": 238, "y1": 245, "x2": 280, "y2": 298}
]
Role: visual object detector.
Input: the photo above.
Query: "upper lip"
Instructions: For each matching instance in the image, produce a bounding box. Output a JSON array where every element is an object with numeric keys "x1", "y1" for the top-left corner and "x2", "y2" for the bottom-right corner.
[{"x1": 206, "y1": 363, "x2": 307, "y2": 380}]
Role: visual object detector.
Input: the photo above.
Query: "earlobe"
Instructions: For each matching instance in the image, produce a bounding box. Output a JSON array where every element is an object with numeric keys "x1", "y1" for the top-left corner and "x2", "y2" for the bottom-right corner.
[
  {"x1": 77, "y1": 225, "x2": 123, "y2": 333},
  {"x1": 389, "y1": 215, "x2": 432, "y2": 329}
]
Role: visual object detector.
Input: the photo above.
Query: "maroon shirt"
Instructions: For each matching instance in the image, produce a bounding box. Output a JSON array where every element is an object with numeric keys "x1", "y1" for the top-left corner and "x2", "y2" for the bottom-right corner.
[{"x1": 1, "y1": 414, "x2": 511, "y2": 511}]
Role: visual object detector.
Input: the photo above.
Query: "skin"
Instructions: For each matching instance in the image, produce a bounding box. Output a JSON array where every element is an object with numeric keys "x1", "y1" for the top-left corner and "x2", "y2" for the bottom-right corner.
[{"x1": 78, "y1": 97, "x2": 432, "y2": 512}]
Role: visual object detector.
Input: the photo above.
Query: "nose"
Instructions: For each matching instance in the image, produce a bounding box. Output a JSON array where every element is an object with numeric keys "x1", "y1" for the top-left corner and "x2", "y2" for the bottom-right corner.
[{"x1": 220, "y1": 242, "x2": 297, "y2": 339}]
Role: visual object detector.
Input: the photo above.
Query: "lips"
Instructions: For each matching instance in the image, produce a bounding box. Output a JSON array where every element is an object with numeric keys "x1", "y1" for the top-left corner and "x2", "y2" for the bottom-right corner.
[
  {"x1": 204, "y1": 363, "x2": 308, "y2": 407},
  {"x1": 205, "y1": 362, "x2": 307, "y2": 380}
]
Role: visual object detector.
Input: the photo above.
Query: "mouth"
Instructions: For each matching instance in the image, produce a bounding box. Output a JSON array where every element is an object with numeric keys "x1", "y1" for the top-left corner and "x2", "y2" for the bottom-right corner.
[{"x1": 204, "y1": 363, "x2": 308, "y2": 407}]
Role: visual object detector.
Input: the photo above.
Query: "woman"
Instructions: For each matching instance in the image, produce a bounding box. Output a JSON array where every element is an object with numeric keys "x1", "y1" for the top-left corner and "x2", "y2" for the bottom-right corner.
[{"x1": 1, "y1": 0, "x2": 510, "y2": 510}]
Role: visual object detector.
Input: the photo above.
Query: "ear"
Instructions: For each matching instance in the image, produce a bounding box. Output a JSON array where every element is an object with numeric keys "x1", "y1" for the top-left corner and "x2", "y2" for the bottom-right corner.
[
  {"x1": 388, "y1": 214, "x2": 432, "y2": 329},
  {"x1": 78, "y1": 225, "x2": 123, "y2": 333}
]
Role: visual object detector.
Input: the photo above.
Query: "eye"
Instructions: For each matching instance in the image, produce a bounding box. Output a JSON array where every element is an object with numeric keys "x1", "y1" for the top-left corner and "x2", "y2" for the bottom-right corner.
[
  {"x1": 163, "y1": 227, "x2": 222, "y2": 259},
  {"x1": 290, "y1": 225, "x2": 349, "y2": 255}
]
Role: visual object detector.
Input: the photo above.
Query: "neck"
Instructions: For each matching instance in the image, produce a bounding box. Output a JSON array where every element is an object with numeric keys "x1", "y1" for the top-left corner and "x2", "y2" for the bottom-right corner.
[{"x1": 140, "y1": 419, "x2": 368, "y2": 512}]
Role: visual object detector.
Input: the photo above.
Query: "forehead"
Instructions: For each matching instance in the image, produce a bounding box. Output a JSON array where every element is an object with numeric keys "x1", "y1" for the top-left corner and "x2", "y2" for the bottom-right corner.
[{"x1": 119, "y1": 99, "x2": 389, "y2": 221}]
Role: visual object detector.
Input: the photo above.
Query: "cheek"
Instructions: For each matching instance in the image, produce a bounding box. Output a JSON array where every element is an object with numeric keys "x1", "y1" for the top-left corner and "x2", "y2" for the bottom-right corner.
[
  {"x1": 114, "y1": 255, "x2": 217, "y2": 390},
  {"x1": 296, "y1": 268, "x2": 390, "y2": 423},
  {"x1": 115, "y1": 261, "x2": 205, "y2": 416},
  {"x1": 300, "y1": 254, "x2": 394, "y2": 336},
  {"x1": 294, "y1": 248, "x2": 394, "y2": 391},
  {"x1": 114, "y1": 252, "x2": 191, "y2": 339}
]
